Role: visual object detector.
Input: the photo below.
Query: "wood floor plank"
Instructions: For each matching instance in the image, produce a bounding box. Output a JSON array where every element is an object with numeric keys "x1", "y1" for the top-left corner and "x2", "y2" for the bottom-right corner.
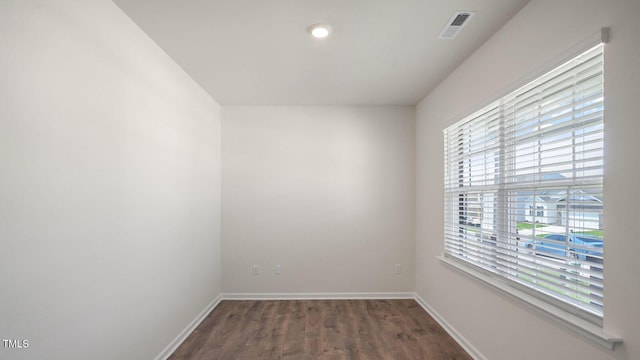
[
  {"x1": 169, "y1": 299, "x2": 472, "y2": 360},
  {"x1": 282, "y1": 301, "x2": 305, "y2": 358}
]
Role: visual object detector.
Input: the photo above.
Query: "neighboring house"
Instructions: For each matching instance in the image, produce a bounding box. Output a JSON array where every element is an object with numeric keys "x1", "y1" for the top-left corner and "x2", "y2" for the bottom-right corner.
[
  {"x1": 523, "y1": 194, "x2": 555, "y2": 224},
  {"x1": 556, "y1": 192, "x2": 603, "y2": 230},
  {"x1": 520, "y1": 190, "x2": 602, "y2": 230}
]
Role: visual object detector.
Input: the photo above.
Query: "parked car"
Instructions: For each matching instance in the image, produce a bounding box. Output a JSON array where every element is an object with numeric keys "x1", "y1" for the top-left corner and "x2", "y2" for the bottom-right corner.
[{"x1": 522, "y1": 233, "x2": 603, "y2": 262}]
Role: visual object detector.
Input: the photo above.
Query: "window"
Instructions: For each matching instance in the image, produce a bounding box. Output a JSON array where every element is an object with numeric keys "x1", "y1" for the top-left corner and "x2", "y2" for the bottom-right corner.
[
  {"x1": 443, "y1": 44, "x2": 604, "y2": 323},
  {"x1": 528, "y1": 205, "x2": 545, "y2": 218}
]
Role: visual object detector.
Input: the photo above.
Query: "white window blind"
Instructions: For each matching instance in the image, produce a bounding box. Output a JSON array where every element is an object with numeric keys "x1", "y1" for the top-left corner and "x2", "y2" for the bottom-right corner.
[{"x1": 444, "y1": 44, "x2": 604, "y2": 322}]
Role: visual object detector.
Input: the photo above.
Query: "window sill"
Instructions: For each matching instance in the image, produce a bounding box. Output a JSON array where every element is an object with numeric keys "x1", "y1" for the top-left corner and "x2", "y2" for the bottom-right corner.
[{"x1": 437, "y1": 255, "x2": 622, "y2": 350}]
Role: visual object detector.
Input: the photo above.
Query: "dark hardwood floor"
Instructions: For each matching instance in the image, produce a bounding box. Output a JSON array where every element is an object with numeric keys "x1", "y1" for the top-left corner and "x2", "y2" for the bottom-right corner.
[{"x1": 168, "y1": 299, "x2": 472, "y2": 360}]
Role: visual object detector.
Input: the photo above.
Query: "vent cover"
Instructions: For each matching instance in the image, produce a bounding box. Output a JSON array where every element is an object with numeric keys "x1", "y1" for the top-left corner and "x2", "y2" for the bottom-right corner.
[{"x1": 438, "y1": 11, "x2": 475, "y2": 40}]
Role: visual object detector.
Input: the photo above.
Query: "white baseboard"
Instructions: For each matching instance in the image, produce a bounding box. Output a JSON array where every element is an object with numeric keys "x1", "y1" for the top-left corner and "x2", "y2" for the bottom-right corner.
[
  {"x1": 221, "y1": 292, "x2": 416, "y2": 300},
  {"x1": 414, "y1": 294, "x2": 486, "y2": 360},
  {"x1": 154, "y1": 294, "x2": 222, "y2": 360}
]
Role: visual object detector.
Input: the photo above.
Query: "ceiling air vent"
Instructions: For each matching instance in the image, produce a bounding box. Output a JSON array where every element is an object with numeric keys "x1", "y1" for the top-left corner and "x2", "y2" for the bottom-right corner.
[{"x1": 438, "y1": 11, "x2": 475, "y2": 40}]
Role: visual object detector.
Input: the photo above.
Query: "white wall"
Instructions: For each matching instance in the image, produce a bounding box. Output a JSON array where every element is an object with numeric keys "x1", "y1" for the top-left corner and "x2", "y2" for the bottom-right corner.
[
  {"x1": 416, "y1": 1, "x2": 640, "y2": 359},
  {"x1": 0, "y1": 1, "x2": 221, "y2": 359},
  {"x1": 222, "y1": 106, "x2": 415, "y2": 294}
]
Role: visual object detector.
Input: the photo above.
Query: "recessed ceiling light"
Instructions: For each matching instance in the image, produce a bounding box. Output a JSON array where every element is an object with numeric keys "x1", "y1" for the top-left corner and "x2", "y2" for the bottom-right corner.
[{"x1": 307, "y1": 24, "x2": 332, "y2": 39}]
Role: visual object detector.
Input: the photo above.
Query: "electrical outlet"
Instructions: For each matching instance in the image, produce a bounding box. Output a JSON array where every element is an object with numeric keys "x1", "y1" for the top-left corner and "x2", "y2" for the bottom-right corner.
[
  {"x1": 252, "y1": 264, "x2": 260, "y2": 275},
  {"x1": 395, "y1": 264, "x2": 401, "y2": 274},
  {"x1": 274, "y1": 264, "x2": 281, "y2": 275}
]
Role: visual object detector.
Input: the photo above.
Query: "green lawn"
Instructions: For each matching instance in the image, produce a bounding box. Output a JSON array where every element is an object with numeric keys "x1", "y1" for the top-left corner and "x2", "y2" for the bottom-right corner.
[
  {"x1": 516, "y1": 222, "x2": 604, "y2": 239},
  {"x1": 517, "y1": 267, "x2": 592, "y2": 304},
  {"x1": 517, "y1": 222, "x2": 548, "y2": 230},
  {"x1": 575, "y1": 230, "x2": 604, "y2": 238}
]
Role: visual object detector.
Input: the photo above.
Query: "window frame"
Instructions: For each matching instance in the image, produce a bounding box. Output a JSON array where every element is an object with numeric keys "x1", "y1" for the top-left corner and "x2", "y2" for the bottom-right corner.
[{"x1": 440, "y1": 39, "x2": 621, "y2": 348}]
